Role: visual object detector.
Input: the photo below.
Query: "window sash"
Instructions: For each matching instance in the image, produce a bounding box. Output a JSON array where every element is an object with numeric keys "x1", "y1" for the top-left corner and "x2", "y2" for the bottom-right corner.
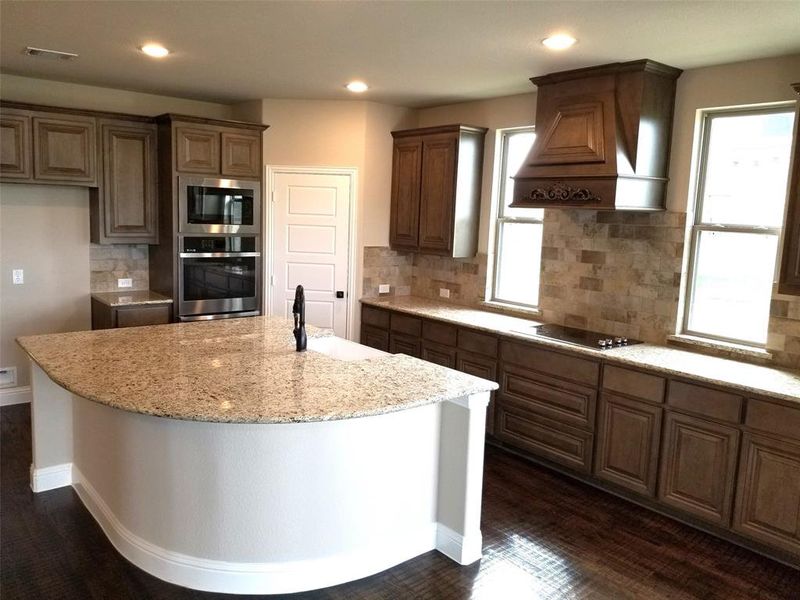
[
  {"x1": 490, "y1": 127, "x2": 539, "y2": 309},
  {"x1": 681, "y1": 104, "x2": 794, "y2": 347}
]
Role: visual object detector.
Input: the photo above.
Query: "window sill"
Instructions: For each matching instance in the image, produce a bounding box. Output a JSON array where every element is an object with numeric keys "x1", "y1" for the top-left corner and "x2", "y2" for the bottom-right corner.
[
  {"x1": 478, "y1": 300, "x2": 542, "y2": 319},
  {"x1": 666, "y1": 334, "x2": 773, "y2": 363}
]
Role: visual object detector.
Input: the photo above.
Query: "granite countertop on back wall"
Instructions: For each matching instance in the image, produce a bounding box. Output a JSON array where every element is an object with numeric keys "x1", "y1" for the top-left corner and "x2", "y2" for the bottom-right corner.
[
  {"x1": 91, "y1": 290, "x2": 173, "y2": 307},
  {"x1": 361, "y1": 295, "x2": 800, "y2": 405}
]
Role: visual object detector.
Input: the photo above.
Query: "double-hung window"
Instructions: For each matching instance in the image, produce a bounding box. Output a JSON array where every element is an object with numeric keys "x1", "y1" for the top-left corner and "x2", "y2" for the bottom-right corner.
[
  {"x1": 489, "y1": 127, "x2": 540, "y2": 310},
  {"x1": 683, "y1": 105, "x2": 795, "y2": 346}
]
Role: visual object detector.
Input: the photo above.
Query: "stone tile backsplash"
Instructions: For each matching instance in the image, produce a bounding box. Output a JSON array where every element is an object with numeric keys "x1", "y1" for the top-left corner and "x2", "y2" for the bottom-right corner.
[
  {"x1": 89, "y1": 244, "x2": 149, "y2": 293},
  {"x1": 364, "y1": 208, "x2": 800, "y2": 371}
]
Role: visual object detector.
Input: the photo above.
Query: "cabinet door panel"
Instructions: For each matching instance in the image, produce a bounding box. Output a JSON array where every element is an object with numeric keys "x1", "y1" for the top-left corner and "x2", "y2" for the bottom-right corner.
[
  {"x1": 389, "y1": 138, "x2": 422, "y2": 250},
  {"x1": 457, "y1": 351, "x2": 497, "y2": 435},
  {"x1": 101, "y1": 121, "x2": 157, "y2": 242},
  {"x1": 658, "y1": 412, "x2": 740, "y2": 526},
  {"x1": 734, "y1": 433, "x2": 800, "y2": 556},
  {"x1": 33, "y1": 115, "x2": 96, "y2": 184},
  {"x1": 421, "y1": 341, "x2": 456, "y2": 368},
  {"x1": 497, "y1": 405, "x2": 593, "y2": 473},
  {"x1": 221, "y1": 132, "x2": 260, "y2": 177},
  {"x1": 361, "y1": 325, "x2": 389, "y2": 352},
  {"x1": 595, "y1": 393, "x2": 662, "y2": 496},
  {"x1": 176, "y1": 127, "x2": 220, "y2": 173},
  {"x1": 389, "y1": 332, "x2": 421, "y2": 358},
  {"x1": 418, "y1": 134, "x2": 457, "y2": 254},
  {"x1": 0, "y1": 112, "x2": 31, "y2": 179}
]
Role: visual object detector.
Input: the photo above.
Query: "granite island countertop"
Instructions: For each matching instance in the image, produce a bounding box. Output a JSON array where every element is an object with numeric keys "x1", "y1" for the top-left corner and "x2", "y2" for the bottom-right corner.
[
  {"x1": 17, "y1": 316, "x2": 497, "y2": 424},
  {"x1": 91, "y1": 290, "x2": 173, "y2": 307},
  {"x1": 361, "y1": 296, "x2": 800, "y2": 405}
]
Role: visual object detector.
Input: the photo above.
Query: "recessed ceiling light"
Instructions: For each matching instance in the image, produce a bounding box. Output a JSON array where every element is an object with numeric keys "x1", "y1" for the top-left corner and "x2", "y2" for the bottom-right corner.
[
  {"x1": 542, "y1": 34, "x2": 577, "y2": 51},
  {"x1": 140, "y1": 43, "x2": 169, "y2": 58},
  {"x1": 346, "y1": 81, "x2": 369, "y2": 93}
]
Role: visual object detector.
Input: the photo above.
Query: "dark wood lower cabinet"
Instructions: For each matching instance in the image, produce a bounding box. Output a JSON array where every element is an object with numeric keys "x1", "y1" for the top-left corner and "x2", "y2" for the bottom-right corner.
[
  {"x1": 594, "y1": 393, "x2": 662, "y2": 497},
  {"x1": 421, "y1": 340, "x2": 456, "y2": 368},
  {"x1": 658, "y1": 412, "x2": 740, "y2": 527},
  {"x1": 360, "y1": 325, "x2": 389, "y2": 352},
  {"x1": 497, "y1": 405, "x2": 594, "y2": 473},
  {"x1": 91, "y1": 300, "x2": 172, "y2": 330},
  {"x1": 733, "y1": 433, "x2": 800, "y2": 556},
  {"x1": 389, "y1": 332, "x2": 421, "y2": 358}
]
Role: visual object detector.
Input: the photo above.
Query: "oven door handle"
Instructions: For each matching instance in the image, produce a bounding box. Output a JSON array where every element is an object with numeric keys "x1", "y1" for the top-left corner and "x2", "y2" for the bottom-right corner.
[{"x1": 179, "y1": 252, "x2": 262, "y2": 258}]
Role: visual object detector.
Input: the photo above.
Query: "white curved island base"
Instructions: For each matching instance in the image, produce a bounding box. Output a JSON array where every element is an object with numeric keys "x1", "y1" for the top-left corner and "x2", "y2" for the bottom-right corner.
[{"x1": 28, "y1": 362, "x2": 490, "y2": 595}]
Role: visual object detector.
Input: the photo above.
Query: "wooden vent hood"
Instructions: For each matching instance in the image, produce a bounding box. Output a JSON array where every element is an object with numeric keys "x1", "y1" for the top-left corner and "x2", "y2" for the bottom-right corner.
[{"x1": 512, "y1": 59, "x2": 682, "y2": 211}]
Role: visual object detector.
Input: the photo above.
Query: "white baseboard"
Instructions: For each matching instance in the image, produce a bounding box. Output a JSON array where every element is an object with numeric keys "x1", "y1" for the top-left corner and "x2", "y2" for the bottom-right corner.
[
  {"x1": 436, "y1": 523, "x2": 483, "y2": 565},
  {"x1": 30, "y1": 462, "x2": 73, "y2": 492},
  {"x1": 72, "y1": 464, "x2": 439, "y2": 594},
  {"x1": 1, "y1": 386, "x2": 31, "y2": 406}
]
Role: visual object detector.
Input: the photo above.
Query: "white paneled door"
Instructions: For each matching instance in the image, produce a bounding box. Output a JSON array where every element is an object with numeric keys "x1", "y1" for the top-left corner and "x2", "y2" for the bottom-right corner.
[{"x1": 270, "y1": 170, "x2": 353, "y2": 338}]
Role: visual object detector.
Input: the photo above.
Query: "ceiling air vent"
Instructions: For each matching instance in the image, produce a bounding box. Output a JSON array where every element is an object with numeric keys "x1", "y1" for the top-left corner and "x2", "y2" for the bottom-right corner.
[{"x1": 23, "y1": 46, "x2": 78, "y2": 61}]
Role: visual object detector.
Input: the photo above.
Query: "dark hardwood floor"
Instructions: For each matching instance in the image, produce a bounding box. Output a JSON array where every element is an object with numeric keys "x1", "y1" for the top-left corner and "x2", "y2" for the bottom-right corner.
[{"x1": 2, "y1": 403, "x2": 798, "y2": 599}]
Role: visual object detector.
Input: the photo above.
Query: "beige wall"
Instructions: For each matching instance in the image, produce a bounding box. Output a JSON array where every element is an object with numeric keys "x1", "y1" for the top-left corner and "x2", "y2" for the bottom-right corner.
[
  {"x1": 1, "y1": 185, "x2": 91, "y2": 387},
  {"x1": 0, "y1": 73, "x2": 234, "y2": 119}
]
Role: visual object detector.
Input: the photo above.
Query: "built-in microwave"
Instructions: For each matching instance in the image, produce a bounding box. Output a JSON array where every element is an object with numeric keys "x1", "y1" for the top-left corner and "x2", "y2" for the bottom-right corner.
[{"x1": 179, "y1": 176, "x2": 261, "y2": 235}]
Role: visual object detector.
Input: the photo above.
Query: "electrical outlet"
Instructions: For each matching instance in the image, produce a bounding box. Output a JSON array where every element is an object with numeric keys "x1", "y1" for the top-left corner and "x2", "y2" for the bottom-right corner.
[
  {"x1": 117, "y1": 278, "x2": 133, "y2": 288},
  {"x1": 378, "y1": 284, "x2": 391, "y2": 294},
  {"x1": 439, "y1": 288, "x2": 450, "y2": 299},
  {"x1": 0, "y1": 367, "x2": 17, "y2": 388},
  {"x1": 12, "y1": 269, "x2": 24, "y2": 285}
]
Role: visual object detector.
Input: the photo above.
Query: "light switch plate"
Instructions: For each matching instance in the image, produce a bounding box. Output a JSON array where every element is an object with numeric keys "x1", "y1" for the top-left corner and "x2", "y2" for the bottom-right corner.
[
  {"x1": 12, "y1": 269, "x2": 23, "y2": 285},
  {"x1": 378, "y1": 284, "x2": 391, "y2": 294},
  {"x1": 439, "y1": 288, "x2": 450, "y2": 299},
  {"x1": 117, "y1": 278, "x2": 133, "y2": 288}
]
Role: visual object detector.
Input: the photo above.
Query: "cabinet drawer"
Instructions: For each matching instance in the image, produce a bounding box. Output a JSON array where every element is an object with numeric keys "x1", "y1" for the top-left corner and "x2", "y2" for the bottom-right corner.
[
  {"x1": 500, "y1": 340, "x2": 599, "y2": 386},
  {"x1": 499, "y1": 363, "x2": 596, "y2": 430},
  {"x1": 362, "y1": 305, "x2": 390, "y2": 329},
  {"x1": 115, "y1": 305, "x2": 171, "y2": 328},
  {"x1": 421, "y1": 341, "x2": 456, "y2": 368},
  {"x1": 390, "y1": 312, "x2": 422, "y2": 337},
  {"x1": 497, "y1": 405, "x2": 593, "y2": 473},
  {"x1": 733, "y1": 433, "x2": 800, "y2": 556},
  {"x1": 667, "y1": 380, "x2": 743, "y2": 424},
  {"x1": 458, "y1": 328, "x2": 498, "y2": 357},
  {"x1": 361, "y1": 325, "x2": 389, "y2": 352},
  {"x1": 390, "y1": 332, "x2": 421, "y2": 358},
  {"x1": 603, "y1": 365, "x2": 665, "y2": 403},
  {"x1": 658, "y1": 412, "x2": 740, "y2": 527},
  {"x1": 595, "y1": 393, "x2": 662, "y2": 497},
  {"x1": 745, "y1": 399, "x2": 800, "y2": 442},
  {"x1": 422, "y1": 319, "x2": 457, "y2": 347}
]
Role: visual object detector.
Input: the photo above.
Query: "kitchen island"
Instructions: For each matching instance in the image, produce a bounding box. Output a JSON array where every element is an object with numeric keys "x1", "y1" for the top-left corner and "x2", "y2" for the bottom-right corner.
[{"x1": 17, "y1": 317, "x2": 497, "y2": 595}]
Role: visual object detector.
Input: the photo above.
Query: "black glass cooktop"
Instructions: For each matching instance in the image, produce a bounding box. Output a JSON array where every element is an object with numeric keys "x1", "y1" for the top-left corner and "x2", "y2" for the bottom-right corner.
[{"x1": 531, "y1": 324, "x2": 642, "y2": 350}]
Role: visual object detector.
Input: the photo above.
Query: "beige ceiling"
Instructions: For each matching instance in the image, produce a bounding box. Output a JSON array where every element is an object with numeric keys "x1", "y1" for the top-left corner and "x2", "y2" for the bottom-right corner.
[{"x1": 1, "y1": 1, "x2": 799, "y2": 108}]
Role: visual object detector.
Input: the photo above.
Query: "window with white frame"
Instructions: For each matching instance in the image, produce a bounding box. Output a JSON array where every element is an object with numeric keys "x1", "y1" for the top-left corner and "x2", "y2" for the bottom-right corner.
[
  {"x1": 682, "y1": 105, "x2": 795, "y2": 346},
  {"x1": 489, "y1": 127, "x2": 540, "y2": 309}
]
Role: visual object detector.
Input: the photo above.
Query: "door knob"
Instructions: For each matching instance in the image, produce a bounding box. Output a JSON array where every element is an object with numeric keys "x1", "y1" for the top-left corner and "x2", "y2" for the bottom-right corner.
[{"x1": 335, "y1": 291, "x2": 345, "y2": 299}]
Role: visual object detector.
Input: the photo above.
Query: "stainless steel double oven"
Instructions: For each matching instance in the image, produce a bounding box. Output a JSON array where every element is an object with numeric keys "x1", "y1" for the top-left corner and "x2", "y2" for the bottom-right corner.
[{"x1": 177, "y1": 177, "x2": 261, "y2": 321}]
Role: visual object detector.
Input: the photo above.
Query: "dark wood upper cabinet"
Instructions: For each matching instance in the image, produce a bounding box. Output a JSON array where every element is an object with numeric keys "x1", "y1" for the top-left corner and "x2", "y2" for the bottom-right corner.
[
  {"x1": 390, "y1": 124, "x2": 487, "y2": 257},
  {"x1": 658, "y1": 411, "x2": 740, "y2": 527},
  {"x1": 595, "y1": 393, "x2": 662, "y2": 497},
  {"x1": 175, "y1": 126, "x2": 220, "y2": 174},
  {"x1": 513, "y1": 60, "x2": 682, "y2": 211},
  {"x1": 389, "y1": 137, "x2": 423, "y2": 250},
  {"x1": 0, "y1": 110, "x2": 31, "y2": 180},
  {"x1": 33, "y1": 114, "x2": 97, "y2": 185},
  {"x1": 90, "y1": 119, "x2": 158, "y2": 244},
  {"x1": 221, "y1": 132, "x2": 261, "y2": 178},
  {"x1": 733, "y1": 433, "x2": 800, "y2": 556},
  {"x1": 778, "y1": 83, "x2": 800, "y2": 295}
]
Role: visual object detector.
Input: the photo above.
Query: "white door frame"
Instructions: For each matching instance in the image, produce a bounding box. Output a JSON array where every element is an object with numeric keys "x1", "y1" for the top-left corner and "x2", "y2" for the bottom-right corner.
[{"x1": 265, "y1": 165, "x2": 359, "y2": 341}]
